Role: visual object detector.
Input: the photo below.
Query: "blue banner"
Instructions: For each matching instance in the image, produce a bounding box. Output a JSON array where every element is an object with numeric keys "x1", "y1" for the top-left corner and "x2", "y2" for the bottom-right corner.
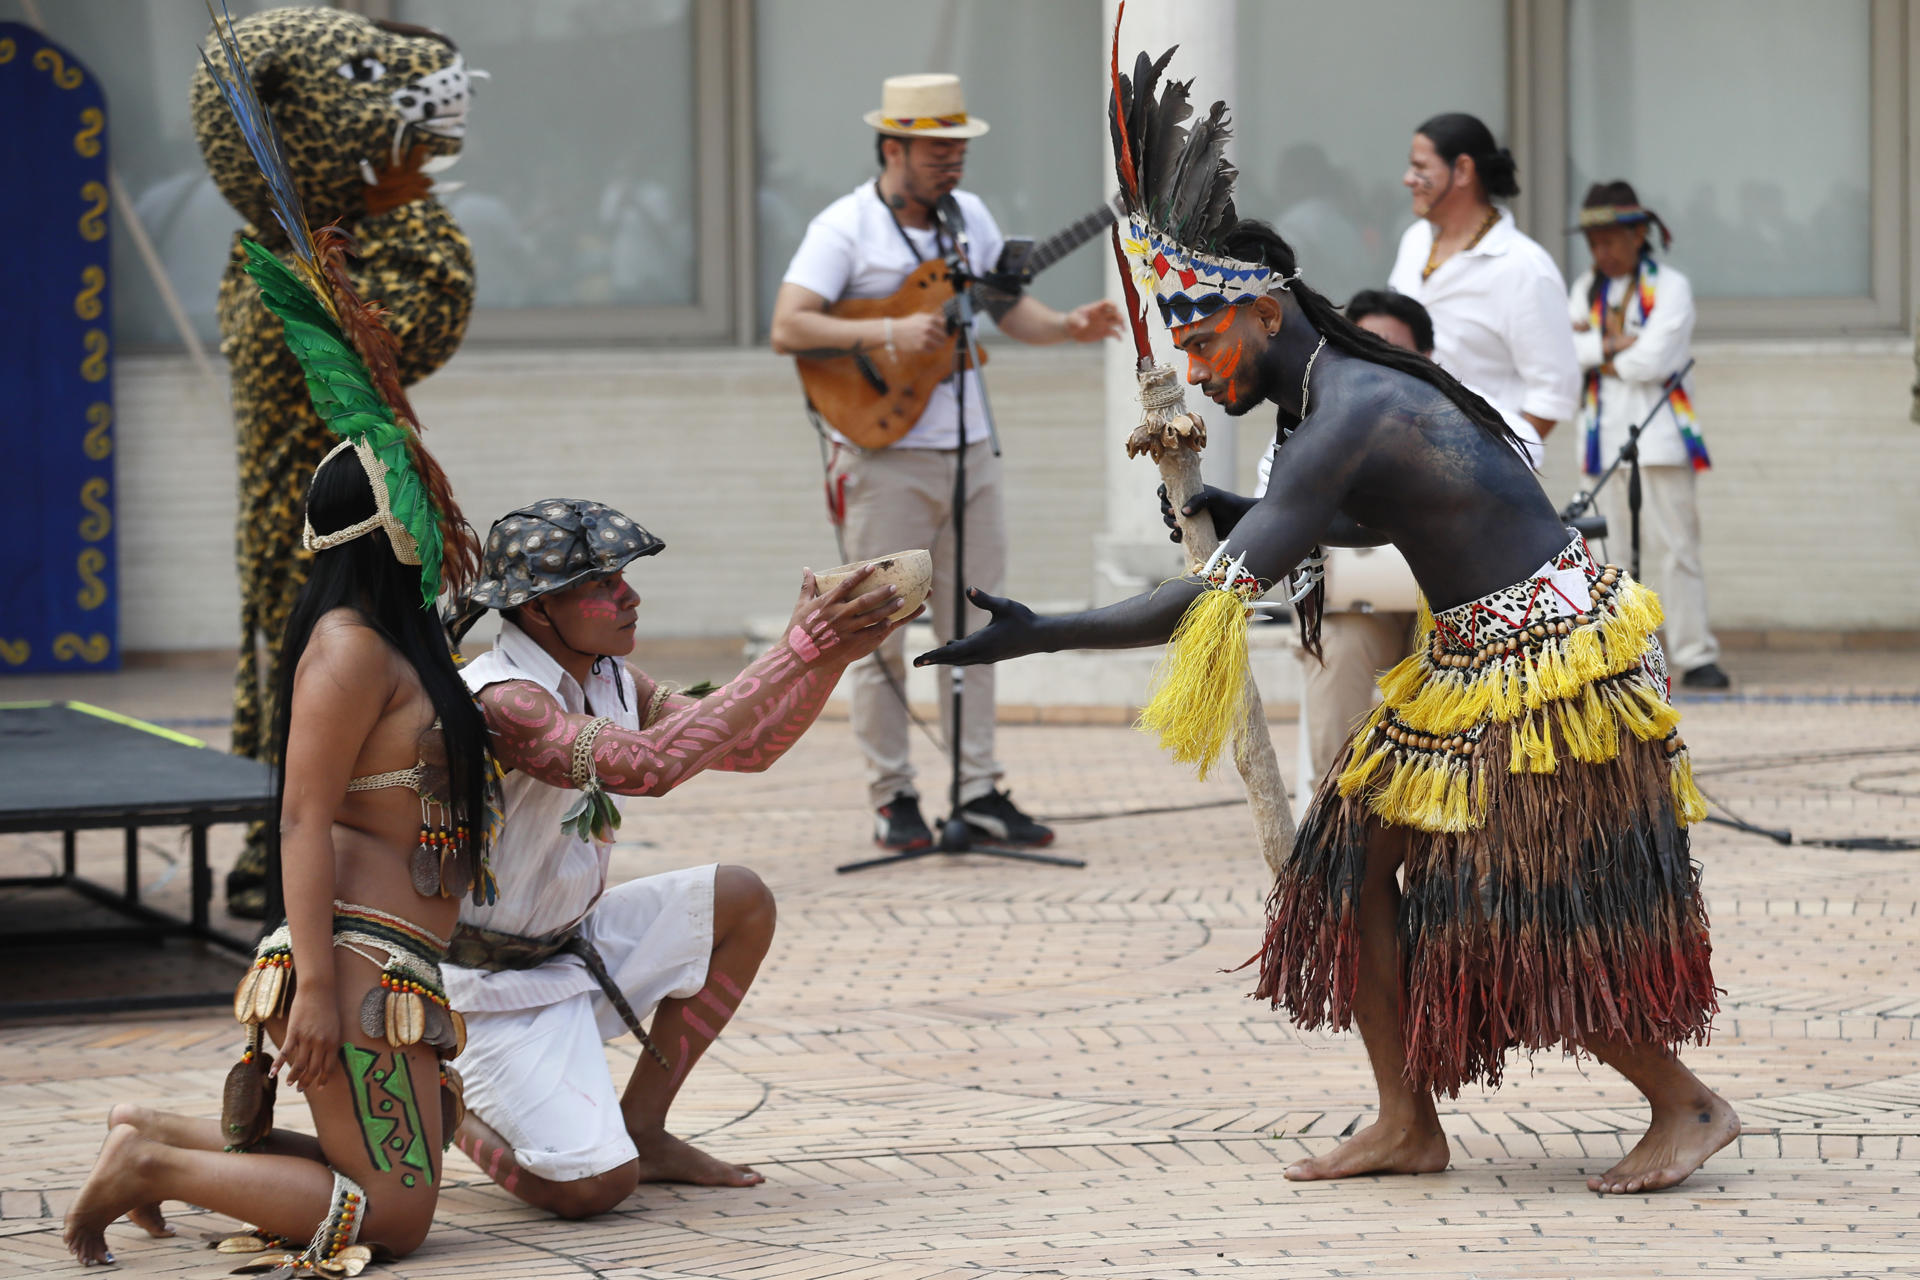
[{"x1": 0, "y1": 23, "x2": 117, "y2": 673}]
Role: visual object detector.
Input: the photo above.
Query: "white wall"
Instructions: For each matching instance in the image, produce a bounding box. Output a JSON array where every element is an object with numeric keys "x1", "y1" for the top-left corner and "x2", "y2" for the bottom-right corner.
[{"x1": 107, "y1": 337, "x2": 1920, "y2": 654}]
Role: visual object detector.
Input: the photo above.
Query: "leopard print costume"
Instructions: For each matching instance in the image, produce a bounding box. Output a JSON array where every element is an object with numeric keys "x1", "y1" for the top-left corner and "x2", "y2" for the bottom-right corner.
[{"x1": 191, "y1": 7, "x2": 477, "y2": 913}]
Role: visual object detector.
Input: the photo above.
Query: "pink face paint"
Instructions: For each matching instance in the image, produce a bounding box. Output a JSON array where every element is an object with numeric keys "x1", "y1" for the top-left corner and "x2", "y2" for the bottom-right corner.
[
  {"x1": 579, "y1": 599, "x2": 621, "y2": 622},
  {"x1": 695, "y1": 987, "x2": 734, "y2": 1019},
  {"x1": 713, "y1": 972, "x2": 744, "y2": 1001},
  {"x1": 683, "y1": 1009, "x2": 718, "y2": 1040}
]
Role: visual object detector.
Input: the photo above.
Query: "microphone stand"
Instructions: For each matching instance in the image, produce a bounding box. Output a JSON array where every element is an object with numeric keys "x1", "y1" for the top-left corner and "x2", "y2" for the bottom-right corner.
[
  {"x1": 837, "y1": 200, "x2": 1083, "y2": 874},
  {"x1": 1559, "y1": 357, "x2": 1694, "y2": 581}
]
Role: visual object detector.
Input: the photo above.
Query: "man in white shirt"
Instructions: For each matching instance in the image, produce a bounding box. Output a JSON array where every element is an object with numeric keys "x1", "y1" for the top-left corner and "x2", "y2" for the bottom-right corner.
[
  {"x1": 1568, "y1": 181, "x2": 1727, "y2": 688},
  {"x1": 1387, "y1": 112, "x2": 1578, "y2": 444},
  {"x1": 443, "y1": 500, "x2": 910, "y2": 1217},
  {"x1": 770, "y1": 74, "x2": 1119, "y2": 852}
]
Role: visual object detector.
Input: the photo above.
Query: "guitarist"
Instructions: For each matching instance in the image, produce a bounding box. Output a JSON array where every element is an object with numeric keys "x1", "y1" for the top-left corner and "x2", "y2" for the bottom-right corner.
[{"x1": 770, "y1": 73, "x2": 1121, "y2": 854}]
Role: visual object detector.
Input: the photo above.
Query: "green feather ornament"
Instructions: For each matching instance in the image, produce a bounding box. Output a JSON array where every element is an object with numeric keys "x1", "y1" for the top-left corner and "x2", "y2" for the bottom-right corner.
[{"x1": 240, "y1": 239, "x2": 448, "y2": 606}]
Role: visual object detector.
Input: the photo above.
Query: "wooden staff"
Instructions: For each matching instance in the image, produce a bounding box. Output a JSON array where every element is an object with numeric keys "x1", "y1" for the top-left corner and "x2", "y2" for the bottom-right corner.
[{"x1": 1112, "y1": 230, "x2": 1296, "y2": 875}]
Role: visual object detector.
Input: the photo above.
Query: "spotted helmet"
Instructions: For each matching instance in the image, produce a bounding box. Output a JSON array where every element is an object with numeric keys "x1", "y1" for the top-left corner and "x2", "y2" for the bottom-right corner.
[{"x1": 445, "y1": 499, "x2": 663, "y2": 641}]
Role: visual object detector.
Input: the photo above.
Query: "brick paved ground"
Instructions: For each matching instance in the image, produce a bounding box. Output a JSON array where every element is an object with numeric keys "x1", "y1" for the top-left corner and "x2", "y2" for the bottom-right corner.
[{"x1": 4, "y1": 653, "x2": 1918, "y2": 1278}]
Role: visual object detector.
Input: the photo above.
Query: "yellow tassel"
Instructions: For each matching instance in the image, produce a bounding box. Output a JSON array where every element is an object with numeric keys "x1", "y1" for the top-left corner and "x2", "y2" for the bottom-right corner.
[
  {"x1": 1540, "y1": 637, "x2": 1580, "y2": 702},
  {"x1": 1509, "y1": 715, "x2": 1527, "y2": 773},
  {"x1": 1607, "y1": 578, "x2": 1665, "y2": 650},
  {"x1": 1377, "y1": 650, "x2": 1428, "y2": 705},
  {"x1": 1338, "y1": 744, "x2": 1392, "y2": 795},
  {"x1": 1566, "y1": 624, "x2": 1606, "y2": 684},
  {"x1": 1555, "y1": 699, "x2": 1592, "y2": 763},
  {"x1": 1420, "y1": 759, "x2": 1454, "y2": 823},
  {"x1": 1635, "y1": 684, "x2": 1684, "y2": 738},
  {"x1": 1535, "y1": 713, "x2": 1558, "y2": 772},
  {"x1": 1671, "y1": 753, "x2": 1708, "y2": 825},
  {"x1": 1373, "y1": 753, "x2": 1419, "y2": 822},
  {"x1": 1440, "y1": 762, "x2": 1472, "y2": 831},
  {"x1": 1137, "y1": 588, "x2": 1254, "y2": 780},
  {"x1": 1337, "y1": 725, "x2": 1392, "y2": 794},
  {"x1": 1492, "y1": 658, "x2": 1523, "y2": 721},
  {"x1": 1514, "y1": 711, "x2": 1556, "y2": 773},
  {"x1": 1581, "y1": 684, "x2": 1620, "y2": 761}
]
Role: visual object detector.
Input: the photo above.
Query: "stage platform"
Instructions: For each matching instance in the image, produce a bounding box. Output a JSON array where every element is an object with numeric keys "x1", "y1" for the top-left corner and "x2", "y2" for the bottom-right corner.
[{"x1": 0, "y1": 701, "x2": 270, "y2": 1016}]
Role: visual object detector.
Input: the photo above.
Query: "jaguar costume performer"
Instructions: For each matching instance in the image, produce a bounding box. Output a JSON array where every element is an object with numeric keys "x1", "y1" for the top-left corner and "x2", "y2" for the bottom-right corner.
[
  {"x1": 921, "y1": 13, "x2": 1738, "y2": 1198},
  {"x1": 190, "y1": 5, "x2": 479, "y2": 916}
]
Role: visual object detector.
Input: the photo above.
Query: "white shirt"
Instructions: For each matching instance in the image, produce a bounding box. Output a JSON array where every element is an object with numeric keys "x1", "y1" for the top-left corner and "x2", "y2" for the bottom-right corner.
[
  {"x1": 1568, "y1": 261, "x2": 1700, "y2": 471},
  {"x1": 782, "y1": 182, "x2": 1005, "y2": 449},
  {"x1": 1388, "y1": 208, "x2": 1582, "y2": 426},
  {"x1": 446, "y1": 620, "x2": 640, "y2": 1013}
]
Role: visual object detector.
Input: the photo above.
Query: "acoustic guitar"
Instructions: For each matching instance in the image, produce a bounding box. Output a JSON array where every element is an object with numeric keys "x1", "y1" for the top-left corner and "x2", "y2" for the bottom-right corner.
[{"x1": 796, "y1": 197, "x2": 1124, "y2": 449}]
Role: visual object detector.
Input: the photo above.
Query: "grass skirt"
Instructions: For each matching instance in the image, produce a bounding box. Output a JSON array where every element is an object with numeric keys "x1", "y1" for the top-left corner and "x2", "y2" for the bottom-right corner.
[{"x1": 1252, "y1": 535, "x2": 1715, "y2": 1096}]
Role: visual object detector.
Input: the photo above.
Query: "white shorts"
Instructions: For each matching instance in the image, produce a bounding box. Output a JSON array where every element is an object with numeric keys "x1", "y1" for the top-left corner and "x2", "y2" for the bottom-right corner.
[{"x1": 453, "y1": 864, "x2": 716, "y2": 1182}]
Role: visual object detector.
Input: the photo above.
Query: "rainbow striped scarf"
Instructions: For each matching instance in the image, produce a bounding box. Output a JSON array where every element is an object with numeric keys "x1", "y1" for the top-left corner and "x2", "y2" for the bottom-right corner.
[{"x1": 1581, "y1": 257, "x2": 1711, "y2": 475}]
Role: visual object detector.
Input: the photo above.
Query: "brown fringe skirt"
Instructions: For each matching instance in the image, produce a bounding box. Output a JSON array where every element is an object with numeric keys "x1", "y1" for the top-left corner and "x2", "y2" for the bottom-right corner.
[{"x1": 1252, "y1": 535, "x2": 1716, "y2": 1096}]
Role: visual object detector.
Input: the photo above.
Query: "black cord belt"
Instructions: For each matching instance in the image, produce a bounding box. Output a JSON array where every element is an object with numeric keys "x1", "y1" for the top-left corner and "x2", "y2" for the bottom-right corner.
[{"x1": 447, "y1": 922, "x2": 670, "y2": 1068}]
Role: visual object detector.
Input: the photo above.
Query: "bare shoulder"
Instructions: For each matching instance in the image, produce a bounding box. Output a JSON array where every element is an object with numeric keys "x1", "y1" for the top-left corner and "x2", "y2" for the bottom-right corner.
[{"x1": 298, "y1": 609, "x2": 398, "y2": 690}]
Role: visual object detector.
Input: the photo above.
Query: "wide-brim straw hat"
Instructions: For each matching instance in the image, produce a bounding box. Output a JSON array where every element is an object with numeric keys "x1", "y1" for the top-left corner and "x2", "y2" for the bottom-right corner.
[
  {"x1": 864, "y1": 73, "x2": 989, "y2": 139},
  {"x1": 1568, "y1": 178, "x2": 1672, "y2": 247}
]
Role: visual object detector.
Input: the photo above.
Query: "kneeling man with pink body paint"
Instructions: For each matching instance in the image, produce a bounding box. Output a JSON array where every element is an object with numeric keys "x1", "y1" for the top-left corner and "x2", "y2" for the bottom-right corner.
[{"x1": 442, "y1": 499, "x2": 912, "y2": 1218}]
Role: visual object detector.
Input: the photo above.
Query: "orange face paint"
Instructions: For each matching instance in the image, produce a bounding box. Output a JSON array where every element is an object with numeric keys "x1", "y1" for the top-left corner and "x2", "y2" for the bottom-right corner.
[{"x1": 1174, "y1": 307, "x2": 1255, "y2": 397}]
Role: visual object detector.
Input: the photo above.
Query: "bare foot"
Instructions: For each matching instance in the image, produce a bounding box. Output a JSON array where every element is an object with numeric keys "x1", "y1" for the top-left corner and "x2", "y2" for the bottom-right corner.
[
  {"x1": 1589, "y1": 1093, "x2": 1739, "y2": 1194},
  {"x1": 65, "y1": 1125, "x2": 159, "y2": 1264},
  {"x1": 103, "y1": 1105, "x2": 181, "y2": 1235},
  {"x1": 1284, "y1": 1118, "x2": 1452, "y2": 1181},
  {"x1": 629, "y1": 1127, "x2": 764, "y2": 1187}
]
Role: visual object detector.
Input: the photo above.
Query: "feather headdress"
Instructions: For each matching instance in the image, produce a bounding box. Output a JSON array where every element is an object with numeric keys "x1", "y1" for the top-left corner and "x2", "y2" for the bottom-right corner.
[
  {"x1": 1110, "y1": 20, "x2": 1280, "y2": 329},
  {"x1": 199, "y1": 2, "x2": 477, "y2": 606}
]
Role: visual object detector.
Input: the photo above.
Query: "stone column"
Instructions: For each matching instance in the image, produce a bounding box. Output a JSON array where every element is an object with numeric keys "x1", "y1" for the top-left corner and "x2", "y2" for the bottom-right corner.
[{"x1": 1093, "y1": 0, "x2": 1240, "y2": 604}]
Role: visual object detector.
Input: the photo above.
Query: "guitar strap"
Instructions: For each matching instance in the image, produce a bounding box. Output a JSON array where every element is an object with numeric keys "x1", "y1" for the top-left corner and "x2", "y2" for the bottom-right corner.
[{"x1": 873, "y1": 179, "x2": 957, "y2": 266}]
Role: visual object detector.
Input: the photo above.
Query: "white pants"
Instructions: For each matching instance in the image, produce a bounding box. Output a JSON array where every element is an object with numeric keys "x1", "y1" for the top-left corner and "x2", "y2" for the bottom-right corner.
[
  {"x1": 1595, "y1": 465, "x2": 1719, "y2": 671},
  {"x1": 828, "y1": 440, "x2": 1007, "y2": 810},
  {"x1": 452, "y1": 865, "x2": 715, "y2": 1182}
]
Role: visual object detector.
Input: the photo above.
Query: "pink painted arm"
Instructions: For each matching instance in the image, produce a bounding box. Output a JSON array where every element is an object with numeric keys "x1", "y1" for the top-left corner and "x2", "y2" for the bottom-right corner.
[{"x1": 479, "y1": 634, "x2": 843, "y2": 797}]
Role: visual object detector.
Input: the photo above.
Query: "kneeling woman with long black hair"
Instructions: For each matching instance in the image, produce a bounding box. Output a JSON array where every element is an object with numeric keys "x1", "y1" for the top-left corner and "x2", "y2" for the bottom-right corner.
[{"x1": 66, "y1": 435, "x2": 495, "y2": 1269}]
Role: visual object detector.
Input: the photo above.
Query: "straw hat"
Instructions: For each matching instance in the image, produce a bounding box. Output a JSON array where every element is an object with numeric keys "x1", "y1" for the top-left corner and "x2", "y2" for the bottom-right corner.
[
  {"x1": 864, "y1": 73, "x2": 989, "y2": 139},
  {"x1": 1569, "y1": 178, "x2": 1672, "y2": 247}
]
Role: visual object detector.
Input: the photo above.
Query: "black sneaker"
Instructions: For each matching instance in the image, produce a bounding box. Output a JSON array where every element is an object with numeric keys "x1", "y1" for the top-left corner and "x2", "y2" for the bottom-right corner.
[
  {"x1": 1681, "y1": 662, "x2": 1732, "y2": 690},
  {"x1": 957, "y1": 788, "x2": 1055, "y2": 848},
  {"x1": 874, "y1": 793, "x2": 934, "y2": 852}
]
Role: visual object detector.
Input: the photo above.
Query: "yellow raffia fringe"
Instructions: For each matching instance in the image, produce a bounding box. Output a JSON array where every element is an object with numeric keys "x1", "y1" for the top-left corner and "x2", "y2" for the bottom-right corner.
[
  {"x1": 1333, "y1": 573, "x2": 1707, "y2": 831},
  {"x1": 1136, "y1": 587, "x2": 1253, "y2": 780},
  {"x1": 1336, "y1": 713, "x2": 1393, "y2": 796},
  {"x1": 1365, "y1": 756, "x2": 1475, "y2": 832},
  {"x1": 1385, "y1": 575, "x2": 1674, "y2": 738},
  {"x1": 1671, "y1": 753, "x2": 1708, "y2": 825}
]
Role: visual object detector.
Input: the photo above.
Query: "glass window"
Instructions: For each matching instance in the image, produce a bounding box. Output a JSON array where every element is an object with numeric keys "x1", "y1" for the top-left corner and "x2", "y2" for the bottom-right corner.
[
  {"x1": 398, "y1": 0, "x2": 698, "y2": 311},
  {"x1": 1233, "y1": 0, "x2": 1510, "y2": 305},
  {"x1": 1, "y1": 0, "x2": 284, "y2": 349},
  {"x1": 1567, "y1": 0, "x2": 1872, "y2": 299},
  {"x1": 754, "y1": 0, "x2": 1106, "y2": 336}
]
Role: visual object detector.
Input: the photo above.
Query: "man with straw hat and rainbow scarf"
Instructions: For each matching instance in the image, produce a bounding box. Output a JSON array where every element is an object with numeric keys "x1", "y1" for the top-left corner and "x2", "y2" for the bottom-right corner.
[{"x1": 1569, "y1": 179, "x2": 1728, "y2": 690}]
